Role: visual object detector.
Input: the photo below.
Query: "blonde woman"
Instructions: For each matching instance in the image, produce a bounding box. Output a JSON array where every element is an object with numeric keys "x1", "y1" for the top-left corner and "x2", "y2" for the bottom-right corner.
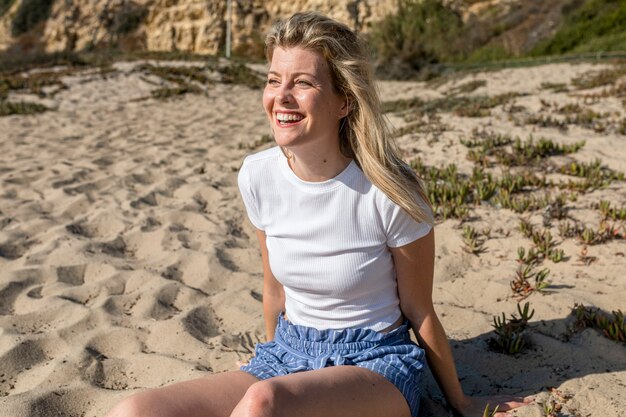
[{"x1": 106, "y1": 12, "x2": 531, "y2": 417}]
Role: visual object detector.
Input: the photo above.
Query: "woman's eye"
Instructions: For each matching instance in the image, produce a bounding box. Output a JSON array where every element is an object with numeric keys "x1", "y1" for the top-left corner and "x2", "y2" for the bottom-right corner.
[
  {"x1": 296, "y1": 80, "x2": 312, "y2": 86},
  {"x1": 267, "y1": 79, "x2": 279, "y2": 85}
]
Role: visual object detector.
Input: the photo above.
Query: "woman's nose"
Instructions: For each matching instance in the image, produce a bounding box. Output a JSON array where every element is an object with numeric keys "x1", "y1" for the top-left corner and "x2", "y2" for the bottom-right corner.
[{"x1": 276, "y1": 84, "x2": 293, "y2": 103}]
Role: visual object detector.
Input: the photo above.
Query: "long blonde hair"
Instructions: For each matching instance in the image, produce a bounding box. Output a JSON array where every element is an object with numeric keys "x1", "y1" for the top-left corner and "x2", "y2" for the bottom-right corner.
[{"x1": 266, "y1": 12, "x2": 433, "y2": 224}]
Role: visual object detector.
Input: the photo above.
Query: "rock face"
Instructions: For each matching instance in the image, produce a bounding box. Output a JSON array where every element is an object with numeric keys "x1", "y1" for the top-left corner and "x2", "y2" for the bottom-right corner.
[
  {"x1": 0, "y1": 0, "x2": 563, "y2": 57},
  {"x1": 0, "y1": 0, "x2": 398, "y2": 55}
]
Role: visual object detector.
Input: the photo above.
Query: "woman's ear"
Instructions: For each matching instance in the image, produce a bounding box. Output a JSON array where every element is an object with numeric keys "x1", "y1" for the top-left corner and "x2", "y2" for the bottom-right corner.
[{"x1": 339, "y1": 97, "x2": 351, "y2": 118}]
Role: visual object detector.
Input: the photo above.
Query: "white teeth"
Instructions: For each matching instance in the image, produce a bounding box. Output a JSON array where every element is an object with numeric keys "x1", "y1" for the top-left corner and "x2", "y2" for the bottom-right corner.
[{"x1": 276, "y1": 113, "x2": 303, "y2": 122}]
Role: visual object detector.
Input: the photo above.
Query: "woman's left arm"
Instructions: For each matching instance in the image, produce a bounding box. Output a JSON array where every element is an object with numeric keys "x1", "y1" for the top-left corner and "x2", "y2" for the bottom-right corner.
[{"x1": 391, "y1": 229, "x2": 530, "y2": 417}]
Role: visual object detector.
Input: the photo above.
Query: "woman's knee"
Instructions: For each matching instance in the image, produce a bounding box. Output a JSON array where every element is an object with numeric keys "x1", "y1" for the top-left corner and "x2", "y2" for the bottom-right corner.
[{"x1": 236, "y1": 380, "x2": 284, "y2": 417}]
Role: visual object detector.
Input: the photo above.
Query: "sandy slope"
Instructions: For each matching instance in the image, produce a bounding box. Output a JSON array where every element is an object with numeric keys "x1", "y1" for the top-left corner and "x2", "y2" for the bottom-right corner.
[{"x1": 0, "y1": 61, "x2": 624, "y2": 417}]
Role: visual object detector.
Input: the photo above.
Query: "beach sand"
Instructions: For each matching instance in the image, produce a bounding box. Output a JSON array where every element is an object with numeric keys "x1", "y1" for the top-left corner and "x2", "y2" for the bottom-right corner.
[{"x1": 0, "y1": 60, "x2": 624, "y2": 417}]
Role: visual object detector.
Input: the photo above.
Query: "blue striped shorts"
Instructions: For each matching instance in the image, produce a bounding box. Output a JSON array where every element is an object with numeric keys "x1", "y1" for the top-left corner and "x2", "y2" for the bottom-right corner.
[{"x1": 240, "y1": 314, "x2": 426, "y2": 417}]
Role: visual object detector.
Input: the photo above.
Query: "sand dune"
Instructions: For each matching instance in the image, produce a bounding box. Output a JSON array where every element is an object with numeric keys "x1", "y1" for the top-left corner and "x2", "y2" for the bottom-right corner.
[{"x1": 0, "y1": 60, "x2": 624, "y2": 417}]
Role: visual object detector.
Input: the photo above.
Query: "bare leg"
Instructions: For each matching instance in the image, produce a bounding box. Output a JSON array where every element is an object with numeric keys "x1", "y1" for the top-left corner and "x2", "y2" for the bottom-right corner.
[
  {"x1": 231, "y1": 366, "x2": 411, "y2": 417},
  {"x1": 105, "y1": 371, "x2": 259, "y2": 417}
]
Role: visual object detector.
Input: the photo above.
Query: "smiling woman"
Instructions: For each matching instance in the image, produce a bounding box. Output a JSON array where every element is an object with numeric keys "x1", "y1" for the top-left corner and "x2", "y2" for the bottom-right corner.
[
  {"x1": 263, "y1": 47, "x2": 350, "y2": 181},
  {"x1": 104, "y1": 12, "x2": 532, "y2": 417}
]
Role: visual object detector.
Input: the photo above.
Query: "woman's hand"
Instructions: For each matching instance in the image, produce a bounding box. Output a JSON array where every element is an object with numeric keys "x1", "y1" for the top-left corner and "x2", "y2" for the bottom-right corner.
[{"x1": 454, "y1": 394, "x2": 533, "y2": 417}]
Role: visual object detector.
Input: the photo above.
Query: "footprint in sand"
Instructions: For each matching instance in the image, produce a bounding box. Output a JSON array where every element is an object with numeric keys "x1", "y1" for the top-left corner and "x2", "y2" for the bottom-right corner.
[
  {"x1": 27, "y1": 389, "x2": 90, "y2": 417},
  {"x1": 0, "y1": 339, "x2": 50, "y2": 396},
  {"x1": 80, "y1": 330, "x2": 145, "y2": 390},
  {"x1": 183, "y1": 306, "x2": 220, "y2": 342},
  {"x1": 99, "y1": 236, "x2": 132, "y2": 258},
  {"x1": 51, "y1": 169, "x2": 91, "y2": 189},
  {"x1": 140, "y1": 216, "x2": 162, "y2": 232},
  {"x1": 130, "y1": 191, "x2": 159, "y2": 208},
  {"x1": 215, "y1": 246, "x2": 239, "y2": 272},
  {"x1": 150, "y1": 284, "x2": 181, "y2": 320},
  {"x1": 0, "y1": 235, "x2": 37, "y2": 260},
  {"x1": 67, "y1": 212, "x2": 126, "y2": 240},
  {"x1": 0, "y1": 270, "x2": 43, "y2": 315},
  {"x1": 162, "y1": 263, "x2": 183, "y2": 282},
  {"x1": 102, "y1": 293, "x2": 139, "y2": 316},
  {"x1": 56, "y1": 265, "x2": 86, "y2": 286},
  {"x1": 65, "y1": 220, "x2": 98, "y2": 238}
]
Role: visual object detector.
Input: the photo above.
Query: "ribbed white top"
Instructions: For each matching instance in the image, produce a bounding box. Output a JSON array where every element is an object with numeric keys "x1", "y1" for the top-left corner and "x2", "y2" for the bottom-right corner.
[{"x1": 238, "y1": 146, "x2": 433, "y2": 331}]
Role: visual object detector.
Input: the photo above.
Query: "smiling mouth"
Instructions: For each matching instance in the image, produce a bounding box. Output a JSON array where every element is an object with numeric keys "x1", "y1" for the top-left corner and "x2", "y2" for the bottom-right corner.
[{"x1": 276, "y1": 112, "x2": 305, "y2": 126}]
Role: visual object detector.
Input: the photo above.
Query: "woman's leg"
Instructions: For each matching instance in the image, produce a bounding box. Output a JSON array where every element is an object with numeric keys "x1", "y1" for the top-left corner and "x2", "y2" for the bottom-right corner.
[
  {"x1": 231, "y1": 366, "x2": 412, "y2": 417},
  {"x1": 105, "y1": 370, "x2": 259, "y2": 417}
]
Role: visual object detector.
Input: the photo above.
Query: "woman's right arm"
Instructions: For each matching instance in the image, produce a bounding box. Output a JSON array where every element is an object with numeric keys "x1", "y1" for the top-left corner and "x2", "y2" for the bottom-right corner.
[{"x1": 255, "y1": 229, "x2": 285, "y2": 341}]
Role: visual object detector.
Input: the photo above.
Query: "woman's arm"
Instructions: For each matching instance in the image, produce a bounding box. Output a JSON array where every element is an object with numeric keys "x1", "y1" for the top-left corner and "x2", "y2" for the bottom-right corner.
[
  {"x1": 255, "y1": 229, "x2": 285, "y2": 341},
  {"x1": 391, "y1": 229, "x2": 529, "y2": 416}
]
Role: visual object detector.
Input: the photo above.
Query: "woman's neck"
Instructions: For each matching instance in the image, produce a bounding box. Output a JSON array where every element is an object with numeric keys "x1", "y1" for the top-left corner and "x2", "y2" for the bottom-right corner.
[{"x1": 284, "y1": 144, "x2": 352, "y2": 182}]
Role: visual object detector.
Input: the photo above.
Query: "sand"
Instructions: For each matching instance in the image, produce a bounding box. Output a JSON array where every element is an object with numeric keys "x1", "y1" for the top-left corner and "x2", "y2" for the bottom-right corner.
[{"x1": 0, "y1": 60, "x2": 624, "y2": 417}]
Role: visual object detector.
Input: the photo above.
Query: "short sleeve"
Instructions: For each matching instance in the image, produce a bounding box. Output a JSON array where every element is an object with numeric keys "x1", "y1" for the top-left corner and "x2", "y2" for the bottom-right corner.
[
  {"x1": 380, "y1": 193, "x2": 433, "y2": 248},
  {"x1": 237, "y1": 160, "x2": 263, "y2": 230}
]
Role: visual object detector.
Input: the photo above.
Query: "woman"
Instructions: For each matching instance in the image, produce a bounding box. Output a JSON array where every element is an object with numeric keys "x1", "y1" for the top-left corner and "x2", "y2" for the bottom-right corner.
[{"x1": 106, "y1": 12, "x2": 531, "y2": 417}]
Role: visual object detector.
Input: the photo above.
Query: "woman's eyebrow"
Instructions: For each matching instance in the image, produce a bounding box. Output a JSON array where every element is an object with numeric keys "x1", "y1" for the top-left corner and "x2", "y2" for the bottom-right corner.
[{"x1": 268, "y1": 70, "x2": 318, "y2": 79}]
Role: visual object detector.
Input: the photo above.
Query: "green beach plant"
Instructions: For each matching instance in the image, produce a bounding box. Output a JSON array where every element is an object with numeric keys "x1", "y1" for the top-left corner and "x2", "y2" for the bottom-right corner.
[
  {"x1": 558, "y1": 159, "x2": 624, "y2": 191},
  {"x1": 448, "y1": 79, "x2": 486, "y2": 96},
  {"x1": 511, "y1": 264, "x2": 551, "y2": 298},
  {"x1": 482, "y1": 404, "x2": 499, "y2": 417},
  {"x1": 0, "y1": 100, "x2": 47, "y2": 116},
  {"x1": 490, "y1": 302, "x2": 534, "y2": 354},
  {"x1": 572, "y1": 304, "x2": 626, "y2": 343},
  {"x1": 596, "y1": 200, "x2": 626, "y2": 221},
  {"x1": 571, "y1": 65, "x2": 626, "y2": 90},
  {"x1": 462, "y1": 225, "x2": 486, "y2": 255}
]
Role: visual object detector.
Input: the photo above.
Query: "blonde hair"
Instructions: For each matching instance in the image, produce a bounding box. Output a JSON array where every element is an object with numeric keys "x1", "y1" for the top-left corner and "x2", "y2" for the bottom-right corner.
[{"x1": 266, "y1": 12, "x2": 433, "y2": 224}]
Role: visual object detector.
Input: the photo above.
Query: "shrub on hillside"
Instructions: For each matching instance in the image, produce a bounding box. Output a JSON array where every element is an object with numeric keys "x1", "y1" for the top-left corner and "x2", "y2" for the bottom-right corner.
[
  {"x1": 531, "y1": 0, "x2": 626, "y2": 55},
  {"x1": 0, "y1": 0, "x2": 15, "y2": 18},
  {"x1": 368, "y1": 0, "x2": 465, "y2": 77},
  {"x1": 10, "y1": 0, "x2": 54, "y2": 37}
]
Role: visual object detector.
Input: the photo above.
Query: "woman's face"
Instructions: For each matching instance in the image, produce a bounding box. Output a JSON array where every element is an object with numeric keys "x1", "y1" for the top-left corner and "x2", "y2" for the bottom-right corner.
[{"x1": 263, "y1": 46, "x2": 347, "y2": 150}]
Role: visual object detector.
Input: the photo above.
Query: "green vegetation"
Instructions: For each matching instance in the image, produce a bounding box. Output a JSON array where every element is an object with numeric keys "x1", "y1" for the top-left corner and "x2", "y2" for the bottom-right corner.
[
  {"x1": 461, "y1": 225, "x2": 487, "y2": 255},
  {"x1": 368, "y1": 0, "x2": 626, "y2": 76},
  {"x1": 0, "y1": 51, "x2": 89, "y2": 73},
  {"x1": 448, "y1": 79, "x2": 486, "y2": 95},
  {"x1": 383, "y1": 92, "x2": 519, "y2": 119},
  {"x1": 11, "y1": 0, "x2": 54, "y2": 37},
  {"x1": 572, "y1": 304, "x2": 625, "y2": 343},
  {"x1": 490, "y1": 302, "x2": 535, "y2": 354},
  {"x1": 368, "y1": 0, "x2": 464, "y2": 75},
  {"x1": 465, "y1": 45, "x2": 511, "y2": 64},
  {"x1": 482, "y1": 404, "x2": 500, "y2": 417},
  {"x1": 405, "y1": 125, "x2": 625, "y2": 221},
  {"x1": 0, "y1": 100, "x2": 47, "y2": 116},
  {"x1": 571, "y1": 65, "x2": 626, "y2": 89},
  {"x1": 0, "y1": 0, "x2": 14, "y2": 18},
  {"x1": 217, "y1": 63, "x2": 265, "y2": 89},
  {"x1": 150, "y1": 85, "x2": 202, "y2": 100},
  {"x1": 531, "y1": 0, "x2": 626, "y2": 56}
]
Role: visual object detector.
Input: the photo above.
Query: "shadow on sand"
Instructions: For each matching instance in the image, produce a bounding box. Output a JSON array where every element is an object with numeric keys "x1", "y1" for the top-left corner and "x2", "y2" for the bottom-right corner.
[{"x1": 419, "y1": 308, "x2": 625, "y2": 416}]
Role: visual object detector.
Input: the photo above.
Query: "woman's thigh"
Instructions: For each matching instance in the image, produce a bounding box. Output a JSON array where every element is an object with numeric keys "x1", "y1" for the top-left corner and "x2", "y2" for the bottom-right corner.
[
  {"x1": 232, "y1": 366, "x2": 411, "y2": 417},
  {"x1": 105, "y1": 370, "x2": 259, "y2": 417}
]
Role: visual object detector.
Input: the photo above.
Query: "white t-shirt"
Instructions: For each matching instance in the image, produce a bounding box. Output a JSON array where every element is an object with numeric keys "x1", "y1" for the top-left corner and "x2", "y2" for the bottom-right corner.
[{"x1": 237, "y1": 146, "x2": 433, "y2": 331}]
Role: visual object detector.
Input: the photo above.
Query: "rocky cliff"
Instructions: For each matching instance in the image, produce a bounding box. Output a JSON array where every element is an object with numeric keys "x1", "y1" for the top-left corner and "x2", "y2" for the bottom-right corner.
[
  {"x1": 0, "y1": 0, "x2": 565, "y2": 58},
  {"x1": 0, "y1": 0, "x2": 397, "y2": 55}
]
